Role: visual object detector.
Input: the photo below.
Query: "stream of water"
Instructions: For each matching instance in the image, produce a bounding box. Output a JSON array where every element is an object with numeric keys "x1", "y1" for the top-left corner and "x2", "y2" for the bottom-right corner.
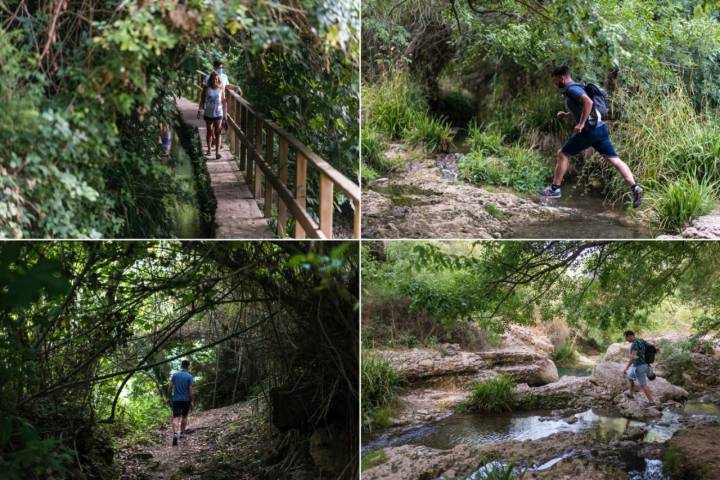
[{"x1": 166, "y1": 130, "x2": 204, "y2": 238}]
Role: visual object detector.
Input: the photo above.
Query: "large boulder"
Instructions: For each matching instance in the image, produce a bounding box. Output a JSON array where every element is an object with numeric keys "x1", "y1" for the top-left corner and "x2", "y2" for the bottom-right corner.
[
  {"x1": 499, "y1": 324, "x2": 555, "y2": 356},
  {"x1": 591, "y1": 361, "x2": 688, "y2": 402},
  {"x1": 477, "y1": 350, "x2": 559, "y2": 386},
  {"x1": 375, "y1": 346, "x2": 487, "y2": 380},
  {"x1": 514, "y1": 376, "x2": 610, "y2": 410},
  {"x1": 602, "y1": 342, "x2": 631, "y2": 363}
]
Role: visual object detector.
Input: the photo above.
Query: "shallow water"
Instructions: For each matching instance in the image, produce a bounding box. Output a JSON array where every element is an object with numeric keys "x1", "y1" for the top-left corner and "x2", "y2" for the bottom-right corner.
[
  {"x1": 506, "y1": 184, "x2": 652, "y2": 239},
  {"x1": 167, "y1": 131, "x2": 203, "y2": 238},
  {"x1": 557, "y1": 366, "x2": 593, "y2": 377},
  {"x1": 363, "y1": 408, "x2": 640, "y2": 453}
]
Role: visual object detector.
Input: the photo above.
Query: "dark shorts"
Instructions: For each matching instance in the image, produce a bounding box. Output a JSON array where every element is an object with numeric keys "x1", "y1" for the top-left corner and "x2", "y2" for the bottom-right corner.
[
  {"x1": 172, "y1": 400, "x2": 191, "y2": 418},
  {"x1": 561, "y1": 123, "x2": 618, "y2": 158},
  {"x1": 204, "y1": 116, "x2": 222, "y2": 123}
]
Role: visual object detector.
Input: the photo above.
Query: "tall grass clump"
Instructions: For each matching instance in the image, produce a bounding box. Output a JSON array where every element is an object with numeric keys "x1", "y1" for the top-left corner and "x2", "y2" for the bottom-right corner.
[
  {"x1": 551, "y1": 343, "x2": 576, "y2": 367},
  {"x1": 361, "y1": 127, "x2": 399, "y2": 183},
  {"x1": 459, "y1": 375, "x2": 515, "y2": 413},
  {"x1": 652, "y1": 176, "x2": 716, "y2": 231},
  {"x1": 404, "y1": 113, "x2": 453, "y2": 153},
  {"x1": 362, "y1": 354, "x2": 401, "y2": 429},
  {"x1": 458, "y1": 143, "x2": 550, "y2": 193},
  {"x1": 468, "y1": 121, "x2": 504, "y2": 155},
  {"x1": 362, "y1": 73, "x2": 428, "y2": 139}
]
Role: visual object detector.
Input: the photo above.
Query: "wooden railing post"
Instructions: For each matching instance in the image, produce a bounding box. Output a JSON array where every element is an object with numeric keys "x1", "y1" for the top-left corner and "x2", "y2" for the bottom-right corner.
[
  {"x1": 239, "y1": 104, "x2": 246, "y2": 171},
  {"x1": 319, "y1": 172, "x2": 333, "y2": 238},
  {"x1": 295, "y1": 152, "x2": 307, "y2": 239},
  {"x1": 277, "y1": 138, "x2": 289, "y2": 237},
  {"x1": 246, "y1": 113, "x2": 255, "y2": 187},
  {"x1": 254, "y1": 117, "x2": 263, "y2": 199},
  {"x1": 352, "y1": 199, "x2": 360, "y2": 239},
  {"x1": 227, "y1": 90, "x2": 234, "y2": 155},
  {"x1": 233, "y1": 97, "x2": 240, "y2": 164},
  {"x1": 263, "y1": 127, "x2": 274, "y2": 218}
]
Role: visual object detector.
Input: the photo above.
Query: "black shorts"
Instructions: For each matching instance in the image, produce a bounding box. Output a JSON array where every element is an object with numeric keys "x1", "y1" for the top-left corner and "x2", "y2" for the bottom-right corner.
[
  {"x1": 172, "y1": 400, "x2": 191, "y2": 418},
  {"x1": 204, "y1": 116, "x2": 222, "y2": 123}
]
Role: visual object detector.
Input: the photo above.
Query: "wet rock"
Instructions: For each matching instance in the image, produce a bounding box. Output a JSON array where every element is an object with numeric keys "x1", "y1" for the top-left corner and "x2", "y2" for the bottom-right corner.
[
  {"x1": 681, "y1": 208, "x2": 720, "y2": 239},
  {"x1": 515, "y1": 376, "x2": 602, "y2": 410},
  {"x1": 622, "y1": 426, "x2": 646, "y2": 441},
  {"x1": 615, "y1": 395, "x2": 662, "y2": 421},
  {"x1": 666, "y1": 424, "x2": 720, "y2": 478}
]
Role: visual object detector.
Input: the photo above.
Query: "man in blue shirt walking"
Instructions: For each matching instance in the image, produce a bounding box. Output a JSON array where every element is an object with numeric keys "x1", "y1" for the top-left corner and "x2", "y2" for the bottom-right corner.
[
  {"x1": 539, "y1": 65, "x2": 643, "y2": 208},
  {"x1": 168, "y1": 359, "x2": 194, "y2": 446}
]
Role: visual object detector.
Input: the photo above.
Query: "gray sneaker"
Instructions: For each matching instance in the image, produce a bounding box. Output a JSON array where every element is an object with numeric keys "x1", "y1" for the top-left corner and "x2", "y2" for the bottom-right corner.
[
  {"x1": 632, "y1": 185, "x2": 643, "y2": 208},
  {"x1": 539, "y1": 186, "x2": 561, "y2": 198}
]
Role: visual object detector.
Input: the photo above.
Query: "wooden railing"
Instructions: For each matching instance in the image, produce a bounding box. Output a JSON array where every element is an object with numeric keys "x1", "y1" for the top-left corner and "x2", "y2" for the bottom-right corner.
[{"x1": 195, "y1": 71, "x2": 360, "y2": 239}]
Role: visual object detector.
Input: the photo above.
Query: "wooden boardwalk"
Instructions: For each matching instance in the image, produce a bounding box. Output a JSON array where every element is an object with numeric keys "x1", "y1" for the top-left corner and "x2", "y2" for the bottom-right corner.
[{"x1": 176, "y1": 96, "x2": 274, "y2": 239}]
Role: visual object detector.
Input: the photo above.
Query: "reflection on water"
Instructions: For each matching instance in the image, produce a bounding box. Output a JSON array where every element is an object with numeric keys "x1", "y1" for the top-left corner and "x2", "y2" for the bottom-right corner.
[
  {"x1": 683, "y1": 401, "x2": 720, "y2": 416},
  {"x1": 628, "y1": 459, "x2": 668, "y2": 480},
  {"x1": 166, "y1": 130, "x2": 204, "y2": 238},
  {"x1": 363, "y1": 409, "x2": 639, "y2": 453},
  {"x1": 557, "y1": 367, "x2": 593, "y2": 377}
]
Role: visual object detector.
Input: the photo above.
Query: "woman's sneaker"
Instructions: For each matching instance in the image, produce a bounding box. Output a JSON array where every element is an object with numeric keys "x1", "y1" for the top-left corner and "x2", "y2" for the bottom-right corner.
[
  {"x1": 539, "y1": 186, "x2": 561, "y2": 198},
  {"x1": 632, "y1": 185, "x2": 643, "y2": 208}
]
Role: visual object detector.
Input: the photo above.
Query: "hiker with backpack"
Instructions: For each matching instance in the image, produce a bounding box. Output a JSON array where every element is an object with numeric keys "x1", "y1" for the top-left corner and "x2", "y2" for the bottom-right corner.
[
  {"x1": 539, "y1": 65, "x2": 643, "y2": 209},
  {"x1": 622, "y1": 330, "x2": 657, "y2": 404}
]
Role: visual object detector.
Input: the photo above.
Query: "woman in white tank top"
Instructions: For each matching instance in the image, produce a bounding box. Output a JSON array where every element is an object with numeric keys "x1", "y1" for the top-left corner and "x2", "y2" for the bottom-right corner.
[{"x1": 197, "y1": 72, "x2": 225, "y2": 159}]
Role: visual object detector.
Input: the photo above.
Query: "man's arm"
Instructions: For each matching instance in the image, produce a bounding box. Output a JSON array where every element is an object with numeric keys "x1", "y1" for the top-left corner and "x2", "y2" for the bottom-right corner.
[
  {"x1": 624, "y1": 350, "x2": 637, "y2": 373},
  {"x1": 167, "y1": 379, "x2": 174, "y2": 398},
  {"x1": 574, "y1": 94, "x2": 593, "y2": 132}
]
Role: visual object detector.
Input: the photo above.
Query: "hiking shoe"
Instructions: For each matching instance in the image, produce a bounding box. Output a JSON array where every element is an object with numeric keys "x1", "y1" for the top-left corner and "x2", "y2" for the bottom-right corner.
[
  {"x1": 632, "y1": 185, "x2": 643, "y2": 208},
  {"x1": 539, "y1": 186, "x2": 561, "y2": 198},
  {"x1": 172, "y1": 435, "x2": 178, "y2": 446},
  {"x1": 179, "y1": 433, "x2": 186, "y2": 440},
  {"x1": 624, "y1": 391, "x2": 635, "y2": 400}
]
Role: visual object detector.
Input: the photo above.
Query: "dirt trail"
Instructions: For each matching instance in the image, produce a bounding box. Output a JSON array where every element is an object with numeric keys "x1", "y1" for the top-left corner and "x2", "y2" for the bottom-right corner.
[{"x1": 120, "y1": 402, "x2": 267, "y2": 480}]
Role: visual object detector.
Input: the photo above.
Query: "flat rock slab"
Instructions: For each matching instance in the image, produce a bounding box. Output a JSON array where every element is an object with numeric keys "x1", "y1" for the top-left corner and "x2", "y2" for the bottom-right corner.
[{"x1": 176, "y1": 97, "x2": 274, "y2": 239}]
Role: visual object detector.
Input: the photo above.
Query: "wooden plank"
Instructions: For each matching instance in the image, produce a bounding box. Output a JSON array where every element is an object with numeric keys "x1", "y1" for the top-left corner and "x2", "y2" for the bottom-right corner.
[
  {"x1": 227, "y1": 90, "x2": 235, "y2": 154},
  {"x1": 264, "y1": 127, "x2": 274, "y2": 218},
  {"x1": 246, "y1": 112, "x2": 255, "y2": 188},
  {"x1": 295, "y1": 152, "x2": 308, "y2": 239},
  {"x1": 277, "y1": 138, "x2": 288, "y2": 237},
  {"x1": 319, "y1": 172, "x2": 333, "y2": 238}
]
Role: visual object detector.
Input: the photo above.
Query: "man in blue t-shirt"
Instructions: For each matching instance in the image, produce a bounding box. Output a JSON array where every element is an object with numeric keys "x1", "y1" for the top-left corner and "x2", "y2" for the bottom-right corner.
[
  {"x1": 622, "y1": 330, "x2": 654, "y2": 403},
  {"x1": 539, "y1": 65, "x2": 643, "y2": 209},
  {"x1": 168, "y1": 359, "x2": 194, "y2": 446}
]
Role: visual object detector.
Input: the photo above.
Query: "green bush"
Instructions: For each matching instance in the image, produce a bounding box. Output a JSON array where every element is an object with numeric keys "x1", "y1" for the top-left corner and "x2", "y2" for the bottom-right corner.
[
  {"x1": 656, "y1": 339, "x2": 693, "y2": 385},
  {"x1": 363, "y1": 73, "x2": 428, "y2": 139},
  {"x1": 404, "y1": 113, "x2": 453, "y2": 153},
  {"x1": 474, "y1": 461, "x2": 524, "y2": 480},
  {"x1": 361, "y1": 128, "x2": 397, "y2": 183},
  {"x1": 362, "y1": 354, "x2": 401, "y2": 429},
  {"x1": 361, "y1": 449, "x2": 389, "y2": 470},
  {"x1": 653, "y1": 176, "x2": 716, "y2": 232},
  {"x1": 468, "y1": 122, "x2": 504, "y2": 155},
  {"x1": 460, "y1": 375, "x2": 515, "y2": 413},
  {"x1": 552, "y1": 343, "x2": 576, "y2": 367},
  {"x1": 458, "y1": 145, "x2": 550, "y2": 193}
]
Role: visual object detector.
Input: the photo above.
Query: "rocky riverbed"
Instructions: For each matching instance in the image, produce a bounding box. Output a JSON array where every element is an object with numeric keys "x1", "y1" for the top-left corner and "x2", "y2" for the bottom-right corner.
[
  {"x1": 361, "y1": 145, "x2": 654, "y2": 239},
  {"x1": 363, "y1": 328, "x2": 720, "y2": 479}
]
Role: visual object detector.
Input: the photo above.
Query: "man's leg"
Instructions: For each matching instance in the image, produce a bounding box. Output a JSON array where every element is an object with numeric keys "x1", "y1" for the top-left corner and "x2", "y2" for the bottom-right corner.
[
  {"x1": 641, "y1": 384, "x2": 654, "y2": 403},
  {"x1": 171, "y1": 406, "x2": 181, "y2": 446},
  {"x1": 181, "y1": 415, "x2": 188, "y2": 434},
  {"x1": 605, "y1": 156, "x2": 636, "y2": 187},
  {"x1": 553, "y1": 150, "x2": 570, "y2": 186},
  {"x1": 627, "y1": 379, "x2": 636, "y2": 398}
]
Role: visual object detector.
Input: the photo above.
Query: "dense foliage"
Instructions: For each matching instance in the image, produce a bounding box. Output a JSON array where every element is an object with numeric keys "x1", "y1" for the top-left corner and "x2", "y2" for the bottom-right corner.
[
  {"x1": 1, "y1": 0, "x2": 358, "y2": 238},
  {"x1": 362, "y1": 241, "x2": 720, "y2": 347},
  {"x1": 362, "y1": 0, "x2": 720, "y2": 231},
  {"x1": 0, "y1": 241, "x2": 359, "y2": 479}
]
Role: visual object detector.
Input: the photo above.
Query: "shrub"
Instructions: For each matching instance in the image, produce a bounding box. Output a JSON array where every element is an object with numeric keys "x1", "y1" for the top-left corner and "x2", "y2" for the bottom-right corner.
[
  {"x1": 404, "y1": 113, "x2": 453, "y2": 152},
  {"x1": 656, "y1": 339, "x2": 693, "y2": 386},
  {"x1": 361, "y1": 449, "x2": 389, "y2": 470},
  {"x1": 460, "y1": 375, "x2": 515, "y2": 413},
  {"x1": 652, "y1": 176, "x2": 716, "y2": 232},
  {"x1": 361, "y1": 128, "x2": 398, "y2": 183},
  {"x1": 458, "y1": 145, "x2": 550, "y2": 193},
  {"x1": 468, "y1": 122, "x2": 504, "y2": 155},
  {"x1": 362, "y1": 354, "x2": 401, "y2": 429},
  {"x1": 363, "y1": 73, "x2": 428, "y2": 139},
  {"x1": 552, "y1": 343, "x2": 576, "y2": 366}
]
